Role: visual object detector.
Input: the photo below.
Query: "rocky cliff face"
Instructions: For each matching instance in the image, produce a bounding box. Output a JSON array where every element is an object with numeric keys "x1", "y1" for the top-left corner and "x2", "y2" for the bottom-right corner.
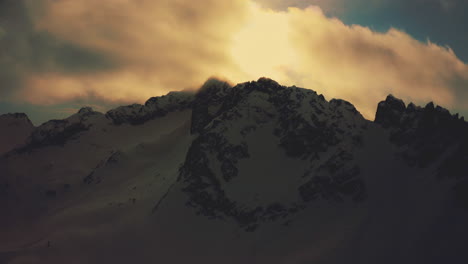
[
  {"x1": 181, "y1": 78, "x2": 368, "y2": 230},
  {"x1": 0, "y1": 78, "x2": 467, "y2": 264},
  {"x1": 23, "y1": 108, "x2": 102, "y2": 151},
  {"x1": 375, "y1": 94, "x2": 468, "y2": 207}
]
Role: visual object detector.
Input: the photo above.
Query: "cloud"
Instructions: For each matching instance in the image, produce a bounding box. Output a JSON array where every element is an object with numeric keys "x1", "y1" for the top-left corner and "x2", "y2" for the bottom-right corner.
[
  {"x1": 253, "y1": 0, "x2": 344, "y2": 14},
  {"x1": 1, "y1": 0, "x2": 468, "y2": 121},
  {"x1": 228, "y1": 3, "x2": 468, "y2": 118},
  {"x1": 0, "y1": 0, "x2": 115, "y2": 100},
  {"x1": 286, "y1": 6, "x2": 468, "y2": 117},
  {"x1": 252, "y1": 0, "x2": 385, "y2": 15},
  {"x1": 255, "y1": 0, "x2": 468, "y2": 63},
  {"x1": 253, "y1": 0, "x2": 462, "y2": 14},
  {"x1": 20, "y1": 0, "x2": 249, "y2": 104}
]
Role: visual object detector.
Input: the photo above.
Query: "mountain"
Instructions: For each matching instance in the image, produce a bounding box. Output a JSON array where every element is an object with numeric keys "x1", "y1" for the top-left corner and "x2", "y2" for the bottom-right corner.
[
  {"x1": 0, "y1": 113, "x2": 34, "y2": 155},
  {"x1": 0, "y1": 78, "x2": 467, "y2": 264}
]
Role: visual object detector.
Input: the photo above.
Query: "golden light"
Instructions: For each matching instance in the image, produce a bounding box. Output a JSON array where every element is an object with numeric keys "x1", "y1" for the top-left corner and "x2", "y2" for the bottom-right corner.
[
  {"x1": 229, "y1": 2, "x2": 300, "y2": 86},
  {"x1": 19, "y1": 0, "x2": 468, "y2": 119}
]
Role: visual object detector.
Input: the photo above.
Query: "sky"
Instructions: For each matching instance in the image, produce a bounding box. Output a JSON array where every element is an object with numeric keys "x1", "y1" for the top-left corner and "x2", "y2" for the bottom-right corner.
[{"x1": 0, "y1": 0, "x2": 467, "y2": 125}]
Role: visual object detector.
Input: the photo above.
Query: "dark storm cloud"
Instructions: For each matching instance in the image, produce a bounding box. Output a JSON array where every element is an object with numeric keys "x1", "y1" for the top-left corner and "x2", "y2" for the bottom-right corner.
[{"x1": 0, "y1": 0, "x2": 116, "y2": 98}]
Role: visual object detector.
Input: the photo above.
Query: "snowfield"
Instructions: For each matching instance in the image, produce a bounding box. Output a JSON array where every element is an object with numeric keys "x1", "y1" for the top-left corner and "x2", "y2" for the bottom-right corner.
[{"x1": 1, "y1": 78, "x2": 467, "y2": 264}]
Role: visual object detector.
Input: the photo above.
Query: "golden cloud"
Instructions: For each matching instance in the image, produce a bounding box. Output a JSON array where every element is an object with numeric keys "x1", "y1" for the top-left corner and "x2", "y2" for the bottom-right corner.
[
  {"x1": 17, "y1": 0, "x2": 468, "y2": 119},
  {"x1": 21, "y1": 0, "x2": 249, "y2": 104},
  {"x1": 229, "y1": 3, "x2": 468, "y2": 118},
  {"x1": 286, "y1": 6, "x2": 468, "y2": 117}
]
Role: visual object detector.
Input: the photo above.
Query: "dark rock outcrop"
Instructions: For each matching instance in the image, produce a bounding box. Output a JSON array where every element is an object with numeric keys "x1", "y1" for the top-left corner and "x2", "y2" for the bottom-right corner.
[
  {"x1": 106, "y1": 91, "x2": 194, "y2": 125},
  {"x1": 375, "y1": 94, "x2": 406, "y2": 128},
  {"x1": 190, "y1": 78, "x2": 232, "y2": 134},
  {"x1": 375, "y1": 95, "x2": 467, "y2": 168},
  {"x1": 375, "y1": 95, "x2": 468, "y2": 207}
]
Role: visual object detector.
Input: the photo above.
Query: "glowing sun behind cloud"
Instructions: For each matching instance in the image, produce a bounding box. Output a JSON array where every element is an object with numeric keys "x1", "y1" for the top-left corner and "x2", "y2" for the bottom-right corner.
[
  {"x1": 229, "y1": 2, "x2": 299, "y2": 86},
  {"x1": 228, "y1": 3, "x2": 468, "y2": 118},
  {"x1": 8, "y1": 0, "x2": 468, "y2": 120}
]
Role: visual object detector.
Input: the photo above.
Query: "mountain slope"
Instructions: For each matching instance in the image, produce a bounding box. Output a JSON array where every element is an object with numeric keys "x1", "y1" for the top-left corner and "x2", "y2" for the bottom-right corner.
[
  {"x1": 0, "y1": 78, "x2": 467, "y2": 264},
  {"x1": 0, "y1": 113, "x2": 34, "y2": 155}
]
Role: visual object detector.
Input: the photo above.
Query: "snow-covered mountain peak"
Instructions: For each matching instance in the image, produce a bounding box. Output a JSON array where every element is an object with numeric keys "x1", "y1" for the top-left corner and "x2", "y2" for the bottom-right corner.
[
  {"x1": 144, "y1": 90, "x2": 194, "y2": 109},
  {"x1": 198, "y1": 77, "x2": 232, "y2": 94},
  {"x1": 374, "y1": 94, "x2": 467, "y2": 179},
  {"x1": 1, "y1": 78, "x2": 468, "y2": 263},
  {"x1": 77, "y1": 107, "x2": 96, "y2": 115},
  {"x1": 106, "y1": 91, "x2": 195, "y2": 125},
  {"x1": 375, "y1": 94, "x2": 464, "y2": 129},
  {"x1": 181, "y1": 78, "x2": 369, "y2": 230},
  {"x1": 0, "y1": 112, "x2": 33, "y2": 124}
]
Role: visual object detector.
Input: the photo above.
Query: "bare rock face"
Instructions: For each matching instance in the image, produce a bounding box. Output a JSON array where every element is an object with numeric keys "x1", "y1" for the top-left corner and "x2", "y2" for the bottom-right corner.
[
  {"x1": 375, "y1": 95, "x2": 467, "y2": 169},
  {"x1": 180, "y1": 78, "x2": 368, "y2": 230},
  {"x1": 375, "y1": 94, "x2": 406, "y2": 128},
  {"x1": 0, "y1": 113, "x2": 34, "y2": 155},
  {"x1": 190, "y1": 78, "x2": 232, "y2": 134},
  {"x1": 375, "y1": 95, "x2": 468, "y2": 206},
  {"x1": 18, "y1": 107, "x2": 103, "y2": 152}
]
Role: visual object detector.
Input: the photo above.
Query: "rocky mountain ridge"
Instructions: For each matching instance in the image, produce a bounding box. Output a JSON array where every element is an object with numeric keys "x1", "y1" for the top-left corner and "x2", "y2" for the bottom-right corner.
[{"x1": 1, "y1": 78, "x2": 467, "y2": 264}]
